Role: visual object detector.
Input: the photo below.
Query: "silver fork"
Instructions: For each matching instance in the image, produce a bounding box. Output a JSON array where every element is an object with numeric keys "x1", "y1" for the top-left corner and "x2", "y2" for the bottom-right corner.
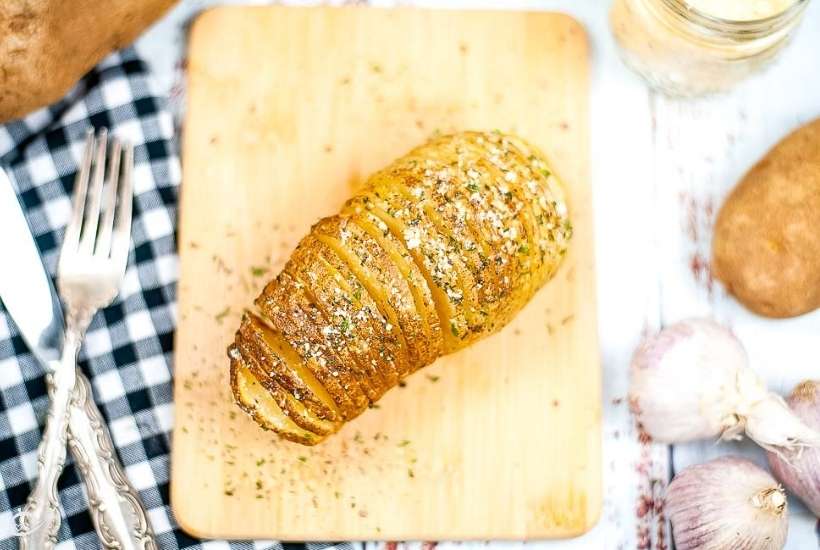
[{"x1": 17, "y1": 129, "x2": 137, "y2": 549}]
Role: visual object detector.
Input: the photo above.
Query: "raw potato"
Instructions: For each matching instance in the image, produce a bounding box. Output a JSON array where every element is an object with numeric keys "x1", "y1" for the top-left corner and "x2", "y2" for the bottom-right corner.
[
  {"x1": 228, "y1": 131, "x2": 572, "y2": 445},
  {"x1": 0, "y1": 0, "x2": 177, "y2": 122},
  {"x1": 712, "y1": 118, "x2": 820, "y2": 318}
]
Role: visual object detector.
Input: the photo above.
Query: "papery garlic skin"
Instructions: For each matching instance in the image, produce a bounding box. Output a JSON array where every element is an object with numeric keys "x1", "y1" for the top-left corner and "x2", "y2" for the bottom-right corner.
[
  {"x1": 630, "y1": 318, "x2": 748, "y2": 442},
  {"x1": 666, "y1": 456, "x2": 788, "y2": 550},
  {"x1": 629, "y1": 318, "x2": 820, "y2": 451},
  {"x1": 767, "y1": 380, "x2": 820, "y2": 516}
]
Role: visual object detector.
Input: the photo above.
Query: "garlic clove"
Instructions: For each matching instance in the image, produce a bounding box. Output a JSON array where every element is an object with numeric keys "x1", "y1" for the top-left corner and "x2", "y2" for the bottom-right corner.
[
  {"x1": 767, "y1": 380, "x2": 820, "y2": 517},
  {"x1": 666, "y1": 456, "x2": 788, "y2": 550},
  {"x1": 746, "y1": 392, "x2": 820, "y2": 454}
]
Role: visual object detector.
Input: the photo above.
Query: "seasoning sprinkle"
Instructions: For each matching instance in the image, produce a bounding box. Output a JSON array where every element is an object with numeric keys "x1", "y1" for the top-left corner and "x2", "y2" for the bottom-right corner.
[
  {"x1": 250, "y1": 266, "x2": 268, "y2": 277},
  {"x1": 214, "y1": 307, "x2": 230, "y2": 323}
]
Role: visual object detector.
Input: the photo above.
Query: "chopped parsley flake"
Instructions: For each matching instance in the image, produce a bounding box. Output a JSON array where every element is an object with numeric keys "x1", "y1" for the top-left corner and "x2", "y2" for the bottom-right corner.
[
  {"x1": 250, "y1": 266, "x2": 268, "y2": 277},
  {"x1": 214, "y1": 307, "x2": 230, "y2": 323}
]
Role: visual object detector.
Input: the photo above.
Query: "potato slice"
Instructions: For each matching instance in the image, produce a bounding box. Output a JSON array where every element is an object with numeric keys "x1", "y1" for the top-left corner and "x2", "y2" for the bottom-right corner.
[
  {"x1": 313, "y1": 240, "x2": 404, "y2": 388},
  {"x1": 484, "y1": 132, "x2": 571, "y2": 284},
  {"x1": 356, "y1": 182, "x2": 482, "y2": 351},
  {"x1": 258, "y1": 272, "x2": 370, "y2": 413},
  {"x1": 286, "y1": 238, "x2": 396, "y2": 400},
  {"x1": 370, "y1": 175, "x2": 484, "y2": 320},
  {"x1": 313, "y1": 236, "x2": 413, "y2": 375},
  {"x1": 345, "y1": 195, "x2": 462, "y2": 352},
  {"x1": 353, "y1": 150, "x2": 525, "y2": 339},
  {"x1": 343, "y1": 215, "x2": 439, "y2": 350},
  {"x1": 345, "y1": 209, "x2": 444, "y2": 361},
  {"x1": 256, "y1": 273, "x2": 364, "y2": 420},
  {"x1": 235, "y1": 332, "x2": 339, "y2": 436},
  {"x1": 229, "y1": 352, "x2": 323, "y2": 446},
  {"x1": 313, "y1": 216, "x2": 434, "y2": 374},
  {"x1": 398, "y1": 140, "x2": 527, "y2": 313},
  {"x1": 429, "y1": 135, "x2": 559, "y2": 330},
  {"x1": 238, "y1": 312, "x2": 341, "y2": 422},
  {"x1": 452, "y1": 139, "x2": 541, "y2": 281},
  {"x1": 373, "y1": 165, "x2": 509, "y2": 336}
]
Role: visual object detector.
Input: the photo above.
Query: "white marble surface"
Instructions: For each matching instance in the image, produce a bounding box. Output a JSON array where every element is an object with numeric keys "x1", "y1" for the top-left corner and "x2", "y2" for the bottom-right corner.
[{"x1": 137, "y1": 1, "x2": 820, "y2": 548}]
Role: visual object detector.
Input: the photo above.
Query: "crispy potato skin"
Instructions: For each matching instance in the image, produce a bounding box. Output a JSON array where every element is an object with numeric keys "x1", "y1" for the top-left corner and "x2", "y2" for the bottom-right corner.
[
  {"x1": 230, "y1": 131, "x2": 572, "y2": 444},
  {"x1": 713, "y1": 118, "x2": 820, "y2": 318},
  {"x1": 0, "y1": 0, "x2": 177, "y2": 122}
]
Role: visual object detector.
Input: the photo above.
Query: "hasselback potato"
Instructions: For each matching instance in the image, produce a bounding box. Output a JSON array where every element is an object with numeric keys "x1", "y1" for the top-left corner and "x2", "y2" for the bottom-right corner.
[{"x1": 228, "y1": 131, "x2": 572, "y2": 445}]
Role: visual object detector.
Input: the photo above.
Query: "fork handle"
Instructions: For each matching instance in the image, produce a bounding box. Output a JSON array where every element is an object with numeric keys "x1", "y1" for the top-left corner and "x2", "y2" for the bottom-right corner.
[
  {"x1": 17, "y1": 332, "x2": 80, "y2": 550},
  {"x1": 67, "y1": 372, "x2": 158, "y2": 550}
]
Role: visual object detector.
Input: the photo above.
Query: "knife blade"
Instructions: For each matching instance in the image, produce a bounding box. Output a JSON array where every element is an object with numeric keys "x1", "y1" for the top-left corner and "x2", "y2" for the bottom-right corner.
[
  {"x1": 0, "y1": 168, "x2": 64, "y2": 367},
  {"x1": 0, "y1": 167, "x2": 156, "y2": 549}
]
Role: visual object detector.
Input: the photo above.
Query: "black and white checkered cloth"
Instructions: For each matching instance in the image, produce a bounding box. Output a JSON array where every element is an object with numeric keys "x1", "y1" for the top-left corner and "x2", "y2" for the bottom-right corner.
[{"x1": 0, "y1": 48, "x2": 358, "y2": 550}]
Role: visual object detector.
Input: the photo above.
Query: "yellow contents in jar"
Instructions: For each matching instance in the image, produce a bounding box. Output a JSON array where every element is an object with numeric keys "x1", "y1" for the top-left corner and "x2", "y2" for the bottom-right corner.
[
  {"x1": 610, "y1": 0, "x2": 807, "y2": 96},
  {"x1": 684, "y1": 0, "x2": 797, "y2": 20}
]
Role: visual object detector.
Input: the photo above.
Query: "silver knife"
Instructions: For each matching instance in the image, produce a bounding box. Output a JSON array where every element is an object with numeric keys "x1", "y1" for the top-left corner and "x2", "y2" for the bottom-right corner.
[{"x1": 0, "y1": 167, "x2": 156, "y2": 549}]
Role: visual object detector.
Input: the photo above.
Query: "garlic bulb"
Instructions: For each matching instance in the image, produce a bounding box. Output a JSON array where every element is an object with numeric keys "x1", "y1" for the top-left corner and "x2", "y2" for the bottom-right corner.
[
  {"x1": 767, "y1": 380, "x2": 820, "y2": 516},
  {"x1": 666, "y1": 456, "x2": 788, "y2": 550},
  {"x1": 629, "y1": 318, "x2": 820, "y2": 452}
]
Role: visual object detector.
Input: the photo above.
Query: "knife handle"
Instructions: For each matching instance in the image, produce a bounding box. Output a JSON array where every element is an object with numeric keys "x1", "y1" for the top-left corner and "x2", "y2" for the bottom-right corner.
[
  {"x1": 67, "y1": 371, "x2": 158, "y2": 550},
  {"x1": 17, "y1": 335, "x2": 79, "y2": 550}
]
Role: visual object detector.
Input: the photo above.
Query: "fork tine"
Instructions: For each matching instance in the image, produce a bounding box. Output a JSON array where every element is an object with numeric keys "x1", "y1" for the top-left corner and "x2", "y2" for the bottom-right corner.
[
  {"x1": 111, "y1": 142, "x2": 134, "y2": 275},
  {"x1": 95, "y1": 137, "x2": 121, "y2": 258},
  {"x1": 79, "y1": 128, "x2": 108, "y2": 255},
  {"x1": 61, "y1": 129, "x2": 94, "y2": 256}
]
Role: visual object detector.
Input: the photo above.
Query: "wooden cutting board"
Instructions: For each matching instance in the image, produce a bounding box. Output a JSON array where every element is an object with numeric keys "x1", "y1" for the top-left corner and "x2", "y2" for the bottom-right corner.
[{"x1": 172, "y1": 6, "x2": 600, "y2": 541}]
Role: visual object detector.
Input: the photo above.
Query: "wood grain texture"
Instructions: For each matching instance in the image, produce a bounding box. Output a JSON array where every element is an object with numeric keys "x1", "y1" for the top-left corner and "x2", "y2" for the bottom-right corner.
[{"x1": 171, "y1": 6, "x2": 599, "y2": 541}]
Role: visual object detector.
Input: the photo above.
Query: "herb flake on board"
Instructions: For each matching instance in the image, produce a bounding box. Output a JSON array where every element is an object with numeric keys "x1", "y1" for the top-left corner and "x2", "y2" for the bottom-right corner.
[
  {"x1": 215, "y1": 307, "x2": 230, "y2": 324},
  {"x1": 250, "y1": 266, "x2": 268, "y2": 277}
]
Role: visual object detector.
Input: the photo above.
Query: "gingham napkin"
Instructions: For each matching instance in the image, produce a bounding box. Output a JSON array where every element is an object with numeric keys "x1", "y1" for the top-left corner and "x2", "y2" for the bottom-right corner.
[{"x1": 0, "y1": 48, "x2": 356, "y2": 550}]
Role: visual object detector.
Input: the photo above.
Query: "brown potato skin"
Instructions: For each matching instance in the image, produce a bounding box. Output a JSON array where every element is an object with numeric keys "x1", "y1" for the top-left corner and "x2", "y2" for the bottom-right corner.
[
  {"x1": 712, "y1": 118, "x2": 820, "y2": 318},
  {"x1": 0, "y1": 0, "x2": 177, "y2": 122}
]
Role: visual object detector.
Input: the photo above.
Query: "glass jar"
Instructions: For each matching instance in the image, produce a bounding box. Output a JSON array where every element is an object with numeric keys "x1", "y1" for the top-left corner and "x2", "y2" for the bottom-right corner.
[{"x1": 610, "y1": 0, "x2": 810, "y2": 97}]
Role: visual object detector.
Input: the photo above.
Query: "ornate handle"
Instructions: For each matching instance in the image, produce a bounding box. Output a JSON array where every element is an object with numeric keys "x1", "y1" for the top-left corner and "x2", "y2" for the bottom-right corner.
[
  {"x1": 17, "y1": 332, "x2": 80, "y2": 550},
  {"x1": 67, "y1": 372, "x2": 157, "y2": 549}
]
